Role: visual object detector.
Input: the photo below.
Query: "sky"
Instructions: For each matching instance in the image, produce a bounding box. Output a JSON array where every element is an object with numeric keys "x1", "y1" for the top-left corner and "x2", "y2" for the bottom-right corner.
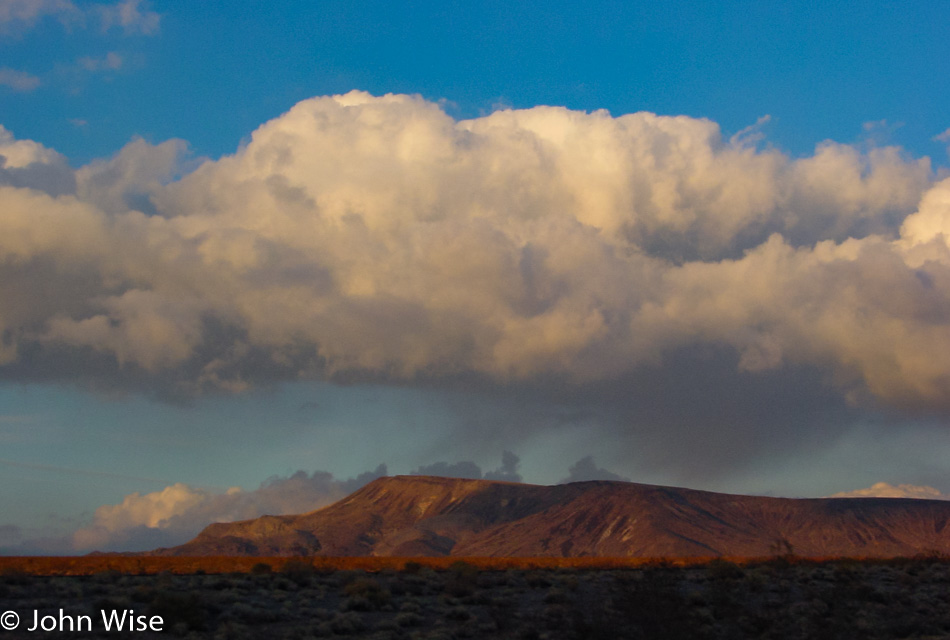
[{"x1": 2, "y1": 0, "x2": 950, "y2": 554}]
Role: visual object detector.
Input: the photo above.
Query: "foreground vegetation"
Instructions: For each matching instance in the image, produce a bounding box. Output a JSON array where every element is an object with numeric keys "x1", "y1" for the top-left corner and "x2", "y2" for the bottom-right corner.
[{"x1": 2, "y1": 556, "x2": 950, "y2": 638}]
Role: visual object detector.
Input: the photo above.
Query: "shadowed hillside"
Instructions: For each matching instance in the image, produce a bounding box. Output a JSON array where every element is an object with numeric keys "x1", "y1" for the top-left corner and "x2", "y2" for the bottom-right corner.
[{"x1": 150, "y1": 476, "x2": 950, "y2": 558}]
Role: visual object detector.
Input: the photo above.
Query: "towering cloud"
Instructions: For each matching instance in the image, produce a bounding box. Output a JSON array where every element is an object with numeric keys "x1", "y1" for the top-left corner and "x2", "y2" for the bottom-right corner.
[{"x1": 0, "y1": 92, "x2": 947, "y2": 411}]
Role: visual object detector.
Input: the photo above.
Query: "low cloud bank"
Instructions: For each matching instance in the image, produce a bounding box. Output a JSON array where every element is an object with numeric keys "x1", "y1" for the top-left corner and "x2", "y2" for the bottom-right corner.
[
  {"x1": 559, "y1": 456, "x2": 630, "y2": 483},
  {"x1": 70, "y1": 465, "x2": 386, "y2": 552},
  {"x1": 411, "y1": 451, "x2": 523, "y2": 483},
  {"x1": 830, "y1": 482, "x2": 950, "y2": 500}
]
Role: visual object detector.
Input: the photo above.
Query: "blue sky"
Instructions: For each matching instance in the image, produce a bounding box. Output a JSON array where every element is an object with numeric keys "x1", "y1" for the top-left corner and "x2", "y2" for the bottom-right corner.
[
  {"x1": 2, "y1": 0, "x2": 950, "y2": 553},
  {"x1": 5, "y1": 1, "x2": 949, "y2": 163}
]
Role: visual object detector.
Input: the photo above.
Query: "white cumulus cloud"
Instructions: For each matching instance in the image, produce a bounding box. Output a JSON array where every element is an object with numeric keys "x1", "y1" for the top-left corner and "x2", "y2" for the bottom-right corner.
[{"x1": 0, "y1": 92, "x2": 949, "y2": 412}]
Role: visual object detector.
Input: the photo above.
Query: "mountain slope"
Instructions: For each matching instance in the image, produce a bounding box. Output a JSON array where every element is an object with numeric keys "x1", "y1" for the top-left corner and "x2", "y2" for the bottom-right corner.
[{"x1": 151, "y1": 476, "x2": 950, "y2": 558}]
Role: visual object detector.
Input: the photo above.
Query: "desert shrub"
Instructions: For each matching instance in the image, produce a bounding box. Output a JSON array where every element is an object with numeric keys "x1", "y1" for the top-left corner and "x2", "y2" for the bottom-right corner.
[
  {"x1": 399, "y1": 600, "x2": 421, "y2": 613},
  {"x1": 312, "y1": 607, "x2": 334, "y2": 621},
  {"x1": 612, "y1": 569, "x2": 696, "y2": 640},
  {"x1": 342, "y1": 576, "x2": 379, "y2": 597},
  {"x1": 388, "y1": 578, "x2": 408, "y2": 597},
  {"x1": 450, "y1": 560, "x2": 478, "y2": 577},
  {"x1": 395, "y1": 612, "x2": 423, "y2": 628},
  {"x1": 706, "y1": 558, "x2": 744, "y2": 581},
  {"x1": 92, "y1": 569, "x2": 123, "y2": 584},
  {"x1": 486, "y1": 569, "x2": 511, "y2": 587},
  {"x1": 446, "y1": 606, "x2": 473, "y2": 622},
  {"x1": 525, "y1": 571, "x2": 552, "y2": 588},
  {"x1": 444, "y1": 578, "x2": 474, "y2": 598},
  {"x1": 0, "y1": 567, "x2": 30, "y2": 585},
  {"x1": 221, "y1": 601, "x2": 281, "y2": 625},
  {"x1": 464, "y1": 589, "x2": 492, "y2": 606},
  {"x1": 342, "y1": 577, "x2": 391, "y2": 610},
  {"x1": 206, "y1": 576, "x2": 233, "y2": 590},
  {"x1": 544, "y1": 587, "x2": 568, "y2": 604},
  {"x1": 250, "y1": 562, "x2": 272, "y2": 575},
  {"x1": 280, "y1": 559, "x2": 315, "y2": 585},
  {"x1": 329, "y1": 611, "x2": 366, "y2": 635},
  {"x1": 394, "y1": 572, "x2": 429, "y2": 596},
  {"x1": 334, "y1": 569, "x2": 364, "y2": 587},
  {"x1": 560, "y1": 574, "x2": 579, "y2": 591},
  {"x1": 147, "y1": 591, "x2": 207, "y2": 632},
  {"x1": 95, "y1": 595, "x2": 131, "y2": 615},
  {"x1": 212, "y1": 620, "x2": 253, "y2": 640},
  {"x1": 913, "y1": 549, "x2": 949, "y2": 563},
  {"x1": 218, "y1": 602, "x2": 255, "y2": 624},
  {"x1": 273, "y1": 577, "x2": 293, "y2": 591},
  {"x1": 403, "y1": 560, "x2": 424, "y2": 574},
  {"x1": 486, "y1": 603, "x2": 519, "y2": 634},
  {"x1": 374, "y1": 617, "x2": 401, "y2": 633},
  {"x1": 130, "y1": 585, "x2": 155, "y2": 603},
  {"x1": 518, "y1": 626, "x2": 542, "y2": 640},
  {"x1": 445, "y1": 561, "x2": 479, "y2": 598}
]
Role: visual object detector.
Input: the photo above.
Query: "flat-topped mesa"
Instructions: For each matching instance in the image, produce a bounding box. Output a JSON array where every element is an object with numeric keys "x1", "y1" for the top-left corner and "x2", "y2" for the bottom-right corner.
[{"x1": 149, "y1": 475, "x2": 950, "y2": 558}]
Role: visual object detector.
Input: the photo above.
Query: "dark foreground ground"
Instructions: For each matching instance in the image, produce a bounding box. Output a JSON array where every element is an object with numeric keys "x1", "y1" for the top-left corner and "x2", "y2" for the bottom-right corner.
[{"x1": 3, "y1": 557, "x2": 950, "y2": 639}]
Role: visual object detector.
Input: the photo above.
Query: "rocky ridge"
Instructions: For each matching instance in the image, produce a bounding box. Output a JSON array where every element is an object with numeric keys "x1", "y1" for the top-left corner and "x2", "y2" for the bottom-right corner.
[{"x1": 151, "y1": 475, "x2": 950, "y2": 558}]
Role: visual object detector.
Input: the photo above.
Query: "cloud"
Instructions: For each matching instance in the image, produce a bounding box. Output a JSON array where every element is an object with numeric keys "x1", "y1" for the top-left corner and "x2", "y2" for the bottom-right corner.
[
  {"x1": 0, "y1": 67, "x2": 40, "y2": 91},
  {"x1": 77, "y1": 51, "x2": 122, "y2": 71},
  {"x1": 0, "y1": 124, "x2": 62, "y2": 167},
  {"x1": 74, "y1": 135, "x2": 189, "y2": 213},
  {"x1": 830, "y1": 482, "x2": 950, "y2": 500},
  {"x1": 0, "y1": 92, "x2": 948, "y2": 420},
  {"x1": 0, "y1": 0, "x2": 158, "y2": 35},
  {"x1": 71, "y1": 465, "x2": 387, "y2": 552},
  {"x1": 96, "y1": 0, "x2": 157, "y2": 35},
  {"x1": 411, "y1": 452, "x2": 523, "y2": 483},
  {"x1": 0, "y1": 0, "x2": 81, "y2": 32},
  {"x1": 484, "y1": 451, "x2": 522, "y2": 482},
  {"x1": 411, "y1": 460, "x2": 483, "y2": 479},
  {"x1": 0, "y1": 124, "x2": 75, "y2": 195},
  {"x1": 937, "y1": 128, "x2": 950, "y2": 160},
  {"x1": 559, "y1": 456, "x2": 630, "y2": 483}
]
